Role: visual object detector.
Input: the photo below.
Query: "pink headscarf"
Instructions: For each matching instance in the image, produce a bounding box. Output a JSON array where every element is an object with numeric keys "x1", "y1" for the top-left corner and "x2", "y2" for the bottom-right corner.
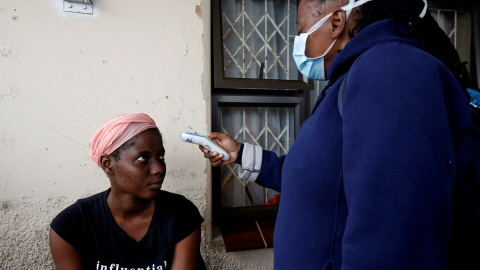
[{"x1": 89, "y1": 113, "x2": 157, "y2": 167}]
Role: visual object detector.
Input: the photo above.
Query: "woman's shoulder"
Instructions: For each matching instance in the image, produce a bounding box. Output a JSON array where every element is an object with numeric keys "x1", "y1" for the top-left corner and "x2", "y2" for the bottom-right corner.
[
  {"x1": 66, "y1": 190, "x2": 109, "y2": 214},
  {"x1": 153, "y1": 191, "x2": 204, "y2": 243},
  {"x1": 52, "y1": 190, "x2": 108, "y2": 222},
  {"x1": 77, "y1": 189, "x2": 108, "y2": 203},
  {"x1": 349, "y1": 41, "x2": 458, "y2": 98},
  {"x1": 155, "y1": 190, "x2": 203, "y2": 218},
  {"x1": 156, "y1": 189, "x2": 188, "y2": 201},
  {"x1": 342, "y1": 40, "x2": 466, "y2": 119},
  {"x1": 155, "y1": 190, "x2": 199, "y2": 211},
  {"x1": 359, "y1": 41, "x2": 445, "y2": 75},
  {"x1": 153, "y1": 191, "x2": 204, "y2": 231}
]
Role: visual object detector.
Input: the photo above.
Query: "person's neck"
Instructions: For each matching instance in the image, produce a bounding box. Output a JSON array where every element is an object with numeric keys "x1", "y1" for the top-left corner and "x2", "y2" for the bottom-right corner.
[
  {"x1": 106, "y1": 191, "x2": 156, "y2": 242},
  {"x1": 107, "y1": 191, "x2": 155, "y2": 220}
]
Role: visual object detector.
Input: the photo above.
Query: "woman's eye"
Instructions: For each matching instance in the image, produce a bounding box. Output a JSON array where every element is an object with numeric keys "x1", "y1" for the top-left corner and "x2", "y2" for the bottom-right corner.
[{"x1": 137, "y1": 155, "x2": 148, "y2": 162}]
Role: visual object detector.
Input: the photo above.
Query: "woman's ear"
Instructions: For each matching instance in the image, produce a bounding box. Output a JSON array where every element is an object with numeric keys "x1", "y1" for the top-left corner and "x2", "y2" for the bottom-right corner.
[
  {"x1": 100, "y1": 154, "x2": 114, "y2": 175},
  {"x1": 330, "y1": 9, "x2": 347, "y2": 39}
]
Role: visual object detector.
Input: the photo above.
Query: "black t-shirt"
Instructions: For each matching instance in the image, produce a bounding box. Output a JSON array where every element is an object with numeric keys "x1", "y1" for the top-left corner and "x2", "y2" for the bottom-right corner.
[{"x1": 50, "y1": 189, "x2": 204, "y2": 269}]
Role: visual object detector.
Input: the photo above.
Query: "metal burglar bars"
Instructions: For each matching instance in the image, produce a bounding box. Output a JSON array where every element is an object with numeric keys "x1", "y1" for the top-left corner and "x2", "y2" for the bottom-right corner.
[
  {"x1": 219, "y1": 107, "x2": 292, "y2": 208},
  {"x1": 222, "y1": 0, "x2": 293, "y2": 80},
  {"x1": 213, "y1": 0, "x2": 312, "y2": 90}
]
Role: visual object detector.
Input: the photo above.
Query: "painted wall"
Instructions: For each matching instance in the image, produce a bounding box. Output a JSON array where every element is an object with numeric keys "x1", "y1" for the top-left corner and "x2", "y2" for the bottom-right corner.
[{"x1": 0, "y1": 0, "x2": 274, "y2": 269}]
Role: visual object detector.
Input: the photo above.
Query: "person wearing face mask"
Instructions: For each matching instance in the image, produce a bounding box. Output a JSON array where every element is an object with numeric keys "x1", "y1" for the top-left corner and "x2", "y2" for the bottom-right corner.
[
  {"x1": 49, "y1": 113, "x2": 205, "y2": 270},
  {"x1": 201, "y1": 0, "x2": 477, "y2": 269}
]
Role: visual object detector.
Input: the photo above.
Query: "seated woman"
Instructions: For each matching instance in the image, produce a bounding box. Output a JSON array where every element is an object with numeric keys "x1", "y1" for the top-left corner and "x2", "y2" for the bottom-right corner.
[{"x1": 49, "y1": 113, "x2": 204, "y2": 270}]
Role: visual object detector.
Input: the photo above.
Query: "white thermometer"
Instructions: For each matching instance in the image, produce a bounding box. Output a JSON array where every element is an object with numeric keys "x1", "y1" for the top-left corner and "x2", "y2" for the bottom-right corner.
[{"x1": 180, "y1": 132, "x2": 230, "y2": 161}]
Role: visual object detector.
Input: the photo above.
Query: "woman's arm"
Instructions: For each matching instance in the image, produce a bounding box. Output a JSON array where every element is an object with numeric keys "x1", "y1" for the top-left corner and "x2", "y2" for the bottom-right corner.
[
  {"x1": 171, "y1": 228, "x2": 202, "y2": 270},
  {"x1": 341, "y1": 44, "x2": 457, "y2": 268},
  {"x1": 49, "y1": 227, "x2": 83, "y2": 270}
]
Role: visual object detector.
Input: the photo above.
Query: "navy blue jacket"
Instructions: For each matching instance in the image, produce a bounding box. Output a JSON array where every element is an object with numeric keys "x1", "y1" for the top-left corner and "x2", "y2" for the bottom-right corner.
[{"x1": 251, "y1": 19, "x2": 471, "y2": 269}]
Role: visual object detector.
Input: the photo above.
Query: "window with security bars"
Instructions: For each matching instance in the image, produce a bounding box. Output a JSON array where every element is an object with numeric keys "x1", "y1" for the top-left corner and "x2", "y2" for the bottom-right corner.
[
  {"x1": 221, "y1": 0, "x2": 296, "y2": 80},
  {"x1": 210, "y1": 92, "x2": 307, "y2": 252},
  {"x1": 219, "y1": 107, "x2": 293, "y2": 208},
  {"x1": 213, "y1": 0, "x2": 313, "y2": 90}
]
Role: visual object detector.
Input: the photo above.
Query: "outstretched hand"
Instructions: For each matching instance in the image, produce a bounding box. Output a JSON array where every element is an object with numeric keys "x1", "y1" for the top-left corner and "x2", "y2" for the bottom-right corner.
[{"x1": 199, "y1": 132, "x2": 241, "y2": 167}]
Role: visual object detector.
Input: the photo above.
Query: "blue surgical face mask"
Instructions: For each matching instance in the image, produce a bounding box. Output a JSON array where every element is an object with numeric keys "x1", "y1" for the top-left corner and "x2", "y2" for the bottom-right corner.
[{"x1": 293, "y1": 0, "x2": 373, "y2": 80}]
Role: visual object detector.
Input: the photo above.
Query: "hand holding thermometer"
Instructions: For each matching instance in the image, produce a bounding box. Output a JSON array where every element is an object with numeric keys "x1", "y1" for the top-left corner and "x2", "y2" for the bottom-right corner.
[{"x1": 180, "y1": 132, "x2": 231, "y2": 161}]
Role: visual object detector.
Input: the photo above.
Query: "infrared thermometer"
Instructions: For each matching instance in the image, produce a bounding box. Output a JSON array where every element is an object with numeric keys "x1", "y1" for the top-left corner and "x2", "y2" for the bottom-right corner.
[{"x1": 180, "y1": 132, "x2": 230, "y2": 161}]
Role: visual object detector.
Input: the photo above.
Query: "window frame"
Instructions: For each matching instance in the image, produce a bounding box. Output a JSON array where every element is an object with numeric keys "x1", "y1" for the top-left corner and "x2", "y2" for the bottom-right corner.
[
  {"x1": 211, "y1": 90, "x2": 308, "y2": 225},
  {"x1": 210, "y1": 89, "x2": 308, "y2": 251}
]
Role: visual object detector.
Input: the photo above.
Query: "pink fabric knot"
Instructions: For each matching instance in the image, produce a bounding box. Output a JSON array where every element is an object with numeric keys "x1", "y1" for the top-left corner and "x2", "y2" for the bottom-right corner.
[{"x1": 89, "y1": 113, "x2": 157, "y2": 167}]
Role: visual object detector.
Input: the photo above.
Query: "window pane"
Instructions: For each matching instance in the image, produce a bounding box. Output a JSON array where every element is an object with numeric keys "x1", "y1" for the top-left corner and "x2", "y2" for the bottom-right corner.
[
  {"x1": 221, "y1": 0, "x2": 299, "y2": 80},
  {"x1": 431, "y1": 9, "x2": 457, "y2": 47},
  {"x1": 220, "y1": 106, "x2": 294, "y2": 207},
  {"x1": 430, "y1": 7, "x2": 472, "y2": 74}
]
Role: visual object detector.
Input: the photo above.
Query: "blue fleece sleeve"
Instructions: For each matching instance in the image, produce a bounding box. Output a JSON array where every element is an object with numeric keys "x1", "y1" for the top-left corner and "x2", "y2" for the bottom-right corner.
[
  {"x1": 340, "y1": 43, "x2": 456, "y2": 269},
  {"x1": 256, "y1": 151, "x2": 286, "y2": 193}
]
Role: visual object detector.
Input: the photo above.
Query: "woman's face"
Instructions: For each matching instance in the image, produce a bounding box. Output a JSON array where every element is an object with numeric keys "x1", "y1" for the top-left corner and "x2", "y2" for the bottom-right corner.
[
  {"x1": 297, "y1": 0, "x2": 342, "y2": 69},
  {"x1": 109, "y1": 128, "x2": 166, "y2": 201}
]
